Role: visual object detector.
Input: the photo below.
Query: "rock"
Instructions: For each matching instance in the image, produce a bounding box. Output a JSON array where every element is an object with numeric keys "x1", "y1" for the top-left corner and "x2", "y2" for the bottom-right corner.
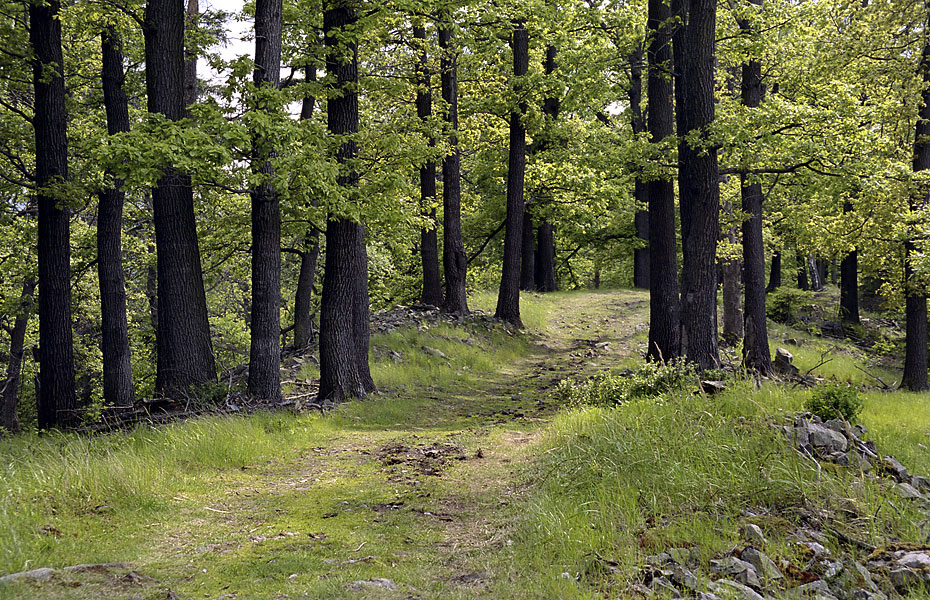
[
  {"x1": 851, "y1": 424, "x2": 868, "y2": 438},
  {"x1": 893, "y1": 482, "x2": 923, "y2": 500},
  {"x1": 740, "y1": 524, "x2": 767, "y2": 547},
  {"x1": 850, "y1": 590, "x2": 887, "y2": 600},
  {"x1": 422, "y1": 346, "x2": 448, "y2": 359},
  {"x1": 889, "y1": 568, "x2": 924, "y2": 592},
  {"x1": 668, "y1": 547, "x2": 697, "y2": 567},
  {"x1": 791, "y1": 580, "x2": 834, "y2": 597},
  {"x1": 697, "y1": 594, "x2": 724, "y2": 600},
  {"x1": 896, "y1": 551, "x2": 930, "y2": 569},
  {"x1": 347, "y1": 578, "x2": 398, "y2": 591},
  {"x1": 807, "y1": 423, "x2": 848, "y2": 453},
  {"x1": 825, "y1": 419, "x2": 850, "y2": 435},
  {"x1": 701, "y1": 380, "x2": 727, "y2": 395},
  {"x1": 881, "y1": 456, "x2": 908, "y2": 481},
  {"x1": 802, "y1": 541, "x2": 831, "y2": 558},
  {"x1": 650, "y1": 575, "x2": 681, "y2": 598},
  {"x1": 820, "y1": 560, "x2": 843, "y2": 579},
  {"x1": 708, "y1": 579, "x2": 765, "y2": 600},
  {"x1": 740, "y1": 548, "x2": 783, "y2": 581},
  {"x1": 785, "y1": 338, "x2": 802, "y2": 346},
  {"x1": 912, "y1": 475, "x2": 930, "y2": 494},
  {"x1": 0, "y1": 567, "x2": 56, "y2": 583},
  {"x1": 646, "y1": 553, "x2": 672, "y2": 566},
  {"x1": 669, "y1": 565, "x2": 700, "y2": 591},
  {"x1": 710, "y1": 557, "x2": 760, "y2": 588},
  {"x1": 774, "y1": 348, "x2": 799, "y2": 376}
]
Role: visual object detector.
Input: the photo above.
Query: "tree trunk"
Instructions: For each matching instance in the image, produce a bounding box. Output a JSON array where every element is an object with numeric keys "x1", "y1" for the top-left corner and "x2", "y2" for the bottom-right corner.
[
  {"x1": 536, "y1": 222, "x2": 557, "y2": 292},
  {"x1": 630, "y1": 45, "x2": 650, "y2": 290},
  {"x1": 414, "y1": 25, "x2": 442, "y2": 307},
  {"x1": 520, "y1": 210, "x2": 536, "y2": 291},
  {"x1": 145, "y1": 0, "x2": 217, "y2": 396},
  {"x1": 1, "y1": 279, "x2": 35, "y2": 434},
  {"x1": 438, "y1": 18, "x2": 468, "y2": 315},
  {"x1": 766, "y1": 250, "x2": 781, "y2": 292},
  {"x1": 98, "y1": 27, "x2": 136, "y2": 409},
  {"x1": 318, "y1": 0, "x2": 370, "y2": 402},
  {"x1": 796, "y1": 249, "x2": 809, "y2": 290},
  {"x1": 31, "y1": 0, "x2": 78, "y2": 428},
  {"x1": 292, "y1": 233, "x2": 320, "y2": 350},
  {"x1": 808, "y1": 256, "x2": 823, "y2": 291},
  {"x1": 248, "y1": 0, "x2": 283, "y2": 401},
  {"x1": 722, "y1": 203, "x2": 743, "y2": 345},
  {"x1": 183, "y1": 0, "x2": 199, "y2": 109},
  {"x1": 737, "y1": 6, "x2": 773, "y2": 373},
  {"x1": 495, "y1": 21, "x2": 528, "y2": 327},
  {"x1": 840, "y1": 203, "x2": 860, "y2": 325},
  {"x1": 646, "y1": 0, "x2": 681, "y2": 362},
  {"x1": 903, "y1": 25, "x2": 930, "y2": 391}
]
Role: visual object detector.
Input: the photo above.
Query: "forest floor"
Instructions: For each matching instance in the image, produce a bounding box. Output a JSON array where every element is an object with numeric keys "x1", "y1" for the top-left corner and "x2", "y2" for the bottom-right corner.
[{"x1": 3, "y1": 288, "x2": 930, "y2": 599}]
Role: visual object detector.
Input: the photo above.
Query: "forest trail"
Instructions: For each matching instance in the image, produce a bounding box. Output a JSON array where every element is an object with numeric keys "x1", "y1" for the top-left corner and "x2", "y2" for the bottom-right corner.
[{"x1": 1, "y1": 290, "x2": 650, "y2": 600}]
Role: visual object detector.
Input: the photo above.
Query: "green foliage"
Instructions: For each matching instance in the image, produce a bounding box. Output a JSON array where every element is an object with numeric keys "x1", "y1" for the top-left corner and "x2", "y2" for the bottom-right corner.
[
  {"x1": 766, "y1": 286, "x2": 816, "y2": 324},
  {"x1": 556, "y1": 358, "x2": 696, "y2": 407},
  {"x1": 805, "y1": 382, "x2": 863, "y2": 422}
]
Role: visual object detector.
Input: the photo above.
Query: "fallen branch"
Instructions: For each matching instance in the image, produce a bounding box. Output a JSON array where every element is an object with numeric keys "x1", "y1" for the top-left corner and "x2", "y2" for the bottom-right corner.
[{"x1": 853, "y1": 365, "x2": 892, "y2": 390}]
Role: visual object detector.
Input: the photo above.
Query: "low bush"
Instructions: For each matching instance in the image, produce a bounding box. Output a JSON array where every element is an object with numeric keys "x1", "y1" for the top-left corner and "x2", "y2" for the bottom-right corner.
[
  {"x1": 805, "y1": 382, "x2": 863, "y2": 422},
  {"x1": 556, "y1": 358, "x2": 696, "y2": 407},
  {"x1": 766, "y1": 286, "x2": 816, "y2": 324}
]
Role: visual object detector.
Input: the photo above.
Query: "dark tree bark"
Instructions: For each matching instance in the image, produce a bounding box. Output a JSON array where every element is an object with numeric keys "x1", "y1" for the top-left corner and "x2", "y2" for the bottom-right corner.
[
  {"x1": 840, "y1": 204, "x2": 861, "y2": 325},
  {"x1": 98, "y1": 27, "x2": 136, "y2": 409},
  {"x1": 145, "y1": 0, "x2": 217, "y2": 395},
  {"x1": 737, "y1": 5, "x2": 772, "y2": 374},
  {"x1": 31, "y1": 0, "x2": 78, "y2": 428},
  {"x1": 495, "y1": 21, "x2": 528, "y2": 327},
  {"x1": 534, "y1": 44, "x2": 559, "y2": 293},
  {"x1": 292, "y1": 63, "x2": 320, "y2": 350},
  {"x1": 902, "y1": 26, "x2": 930, "y2": 391},
  {"x1": 646, "y1": 0, "x2": 680, "y2": 362},
  {"x1": 318, "y1": 0, "x2": 372, "y2": 402},
  {"x1": 1, "y1": 278, "x2": 35, "y2": 434},
  {"x1": 536, "y1": 222, "x2": 557, "y2": 292},
  {"x1": 184, "y1": 0, "x2": 199, "y2": 109},
  {"x1": 520, "y1": 210, "x2": 536, "y2": 291},
  {"x1": 722, "y1": 202, "x2": 743, "y2": 345},
  {"x1": 630, "y1": 45, "x2": 650, "y2": 289},
  {"x1": 414, "y1": 25, "x2": 442, "y2": 307},
  {"x1": 796, "y1": 249, "x2": 809, "y2": 290},
  {"x1": 808, "y1": 256, "x2": 824, "y2": 291},
  {"x1": 248, "y1": 0, "x2": 283, "y2": 401},
  {"x1": 291, "y1": 233, "x2": 320, "y2": 350},
  {"x1": 439, "y1": 17, "x2": 468, "y2": 315},
  {"x1": 674, "y1": 0, "x2": 720, "y2": 370},
  {"x1": 766, "y1": 250, "x2": 781, "y2": 292}
]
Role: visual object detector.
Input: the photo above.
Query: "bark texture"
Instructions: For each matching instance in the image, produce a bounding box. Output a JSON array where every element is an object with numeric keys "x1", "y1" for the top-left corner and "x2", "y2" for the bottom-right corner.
[
  {"x1": 646, "y1": 0, "x2": 680, "y2": 362},
  {"x1": 674, "y1": 0, "x2": 720, "y2": 369},
  {"x1": 840, "y1": 203, "x2": 860, "y2": 325},
  {"x1": 722, "y1": 203, "x2": 743, "y2": 345},
  {"x1": 414, "y1": 25, "x2": 442, "y2": 306},
  {"x1": 766, "y1": 250, "x2": 781, "y2": 292},
  {"x1": 31, "y1": 0, "x2": 78, "y2": 428},
  {"x1": 1, "y1": 279, "x2": 35, "y2": 434},
  {"x1": 439, "y1": 19, "x2": 468, "y2": 314},
  {"x1": 520, "y1": 210, "x2": 536, "y2": 291},
  {"x1": 248, "y1": 0, "x2": 284, "y2": 401},
  {"x1": 536, "y1": 222, "x2": 557, "y2": 292},
  {"x1": 145, "y1": 0, "x2": 217, "y2": 395},
  {"x1": 98, "y1": 27, "x2": 136, "y2": 408},
  {"x1": 495, "y1": 21, "x2": 529, "y2": 327},
  {"x1": 533, "y1": 45, "x2": 560, "y2": 293}
]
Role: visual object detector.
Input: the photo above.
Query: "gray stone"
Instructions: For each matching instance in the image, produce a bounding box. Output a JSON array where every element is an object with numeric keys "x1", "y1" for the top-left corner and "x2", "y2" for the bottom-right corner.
[
  {"x1": 893, "y1": 482, "x2": 923, "y2": 500},
  {"x1": 697, "y1": 594, "x2": 724, "y2": 600},
  {"x1": 740, "y1": 524, "x2": 767, "y2": 547},
  {"x1": 825, "y1": 418, "x2": 850, "y2": 435},
  {"x1": 889, "y1": 568, "x2": 924, "y2": 592},
  {"x1": 895, "y1": 551, "x2": 930, "y2": 569},
  {"x1": 669, "y1": 565, "x2": 699, "y2": 591},
  {"x1": 740, "y1": 548, "x2": 783, "y2": 581},
  {"x1": 821, "y1": 560, "x2": 843, "y2": 579},
  {"x1": 792, "y1": 427, "x2": 811, "y2": 449},
  {"x1": 852, "y1": 424, "x2": 867, "y2": 438},
  {"x1": 347, "y1": 578, "x2": 398, "y2": 591},
  {"x1": 912, "y1": 475, "x2": 930, "y2": 494},
  {"x1": 808, "y1": 423, "x2": 848, "y2": 453},
  {"x1": 790, "y1": 580, "x2": 833, "y2": 597},
  {"x1": 421, "y1": 346, "x2": 448, "y2": 359},
  {"x1": 850, "y1": 591, "x2": 887, "y2": 600},
  {"x1": 803, "y1": 541, "x2": 831, "y2": 558},
  {"x1": 0, "y1": 567, "x2": 56, "y2": 584},
  {"x1": 650, "y1": 575, "x2": 681, "y2": 598},
  {"x1": 711, "y1": 557, "x2": 760, "y2": 588},
  {"x1": 881, "y1": 456, "x2": 908, "y2": 481},
  {"x1": 708, "y1": 579, "x2": 765, "y2": 600},
  {"x1": 646, "y1": 552, "x2": 673, "y2": 566},
  {"x1": 774, "y1": 348, "x2": 799, "y2": 376},
  {"x1": 668, "y1": 547, "x2": 696, "y2": 566}
]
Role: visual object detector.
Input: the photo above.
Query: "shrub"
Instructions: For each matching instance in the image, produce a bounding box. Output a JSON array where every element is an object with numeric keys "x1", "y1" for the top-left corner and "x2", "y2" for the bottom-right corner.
[
  {"x1": 805, "y1": 382, "x2": 862, "y2": 422},
  {"x1": 766, "y1": 287, "x2": 815, "y2": 324},
  {"x1": 556, "y1": 358, "x2": 697, "y2": 408}
]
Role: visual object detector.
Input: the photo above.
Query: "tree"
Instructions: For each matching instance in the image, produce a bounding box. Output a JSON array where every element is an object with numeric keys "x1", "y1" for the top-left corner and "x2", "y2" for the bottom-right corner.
[
  {"x1": 318, "y1": 0, "x2": 372, "y2": 402},
  {"x1": 495, "y1": 20, "x2": 528, "y2": 327},
  {"x1": 98, "y1": 26, "x2": 136, "y2": 408},
  {"x1": 248, "y1": 0, "x2": 284, "y2": 401},
  {"x1": 439, "y1": 11, "x2": 468, "y2": 315},
  {"x1": 1, "y1": 278, "x2": 35, "y2": 433},
  {"x1": 534, "y1": 44, "x2": 559, "y2": 293},
  {"x1": 646, "y1": 0, "x2": 680, "y2": 362},
  {"x1": 31, "y1": 0, "x2": 78, "y2": 428},
  {"x1": 630, "y1": 45, "x2": 649, "y2": 290},
  {"x1": 414, "y1": 24, "x2": 442, "y2": 307},
  {"x1": 839, "y1": 202, "x2": 860, "y2": 324},
  {"x1": 144, "y1": 0, "x2": 217, "y2": 396}
]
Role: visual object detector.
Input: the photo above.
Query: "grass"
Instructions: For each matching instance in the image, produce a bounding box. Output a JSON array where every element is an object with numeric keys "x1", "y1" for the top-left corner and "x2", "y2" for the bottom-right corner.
[{"x1": 1, "y1": 287, "x2": 928, "y2": 599}]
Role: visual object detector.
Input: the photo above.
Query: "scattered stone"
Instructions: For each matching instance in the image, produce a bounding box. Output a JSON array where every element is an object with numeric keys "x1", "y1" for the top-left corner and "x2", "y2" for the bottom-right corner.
[
  {"x1": 740, "y1": 524, "x2": 767, "y2": 547},
  {"x1": 774, "y1": 347, "x2": 799, "y2": 376},
  {"x1": 791, "y1": 580, "x2": 834, "y2": 597},
  {"x1": 893, "y1": 482, "x2": 923, "y2": 500},
  {"x1": 740, "y1": 548, "x2": 783, "y2": 581},
  {"x1": 347, "y1": 578, "x2": 398, "y2": 591},
  {"x1": 646, "y1": 553, "x2": 672, "y2": 566},
  {"x1": 422, "y1": 346, "x2": 448, "y2": 359},
  {"x1": 669, "y1": 565, "x2": 700, "y2": 591},
  {"x1": 669, "y1": 547, "x2": 698, "y2": 567},
  {"x1": 650, "y1": 575, "x2": 681, "y2": 597},
  {"x1": 895, "y1": 551, "x2": 930, "y2": 569},
  {"x1": 708, "y1": 578, "x2": 765, "y2": 600},
  {"x1": 888, "y1": 568, "x2": 924, "y2": 592},
  {"x1": 0, "y1": 567, "x2": 56, "y2": 584},
  {"x1": 808, "y1": 423, "x2": 848, "y2": 453},
  {"x1": 881, "y1": 456, "x2": 908, "y2": 481},
  {"x1": 710, "y1": 557, "x2": 760, "y2": 588}
]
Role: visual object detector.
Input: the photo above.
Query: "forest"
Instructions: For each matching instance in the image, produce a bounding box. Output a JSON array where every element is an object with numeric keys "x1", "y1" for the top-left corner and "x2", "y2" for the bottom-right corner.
[{"x1": 4, "y1": 1, "x2": 930, "y2": 597}]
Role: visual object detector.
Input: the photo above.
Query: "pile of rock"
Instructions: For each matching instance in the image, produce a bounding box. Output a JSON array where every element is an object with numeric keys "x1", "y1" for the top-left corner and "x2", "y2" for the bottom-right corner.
[
  {"x1": 782, "y1": 414, "x2": 930, "y2": 506},
  {"x1": 370, "y1": 304, "x2": 501, "y2": 334}
]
